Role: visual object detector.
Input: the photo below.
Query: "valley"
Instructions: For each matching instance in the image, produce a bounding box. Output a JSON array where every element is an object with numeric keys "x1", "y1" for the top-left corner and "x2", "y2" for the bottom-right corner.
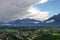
[{"x1": 0, "y1": 26, "x2": 60, "y2": 40}]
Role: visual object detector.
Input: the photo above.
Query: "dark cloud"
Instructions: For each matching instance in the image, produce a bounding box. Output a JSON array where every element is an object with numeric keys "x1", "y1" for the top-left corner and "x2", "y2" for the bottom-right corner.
[{"x1": 0, "y1": 0, "x2": 41, "y2": 22}]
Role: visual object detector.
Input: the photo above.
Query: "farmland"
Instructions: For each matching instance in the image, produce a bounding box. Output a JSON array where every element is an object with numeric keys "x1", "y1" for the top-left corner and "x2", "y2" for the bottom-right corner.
[{"x1": 0, "y1": 26, "x2": 60, "y2": 40}]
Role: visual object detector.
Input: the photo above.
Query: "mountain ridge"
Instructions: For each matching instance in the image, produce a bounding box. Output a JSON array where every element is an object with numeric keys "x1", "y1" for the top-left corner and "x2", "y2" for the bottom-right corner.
[{"x1": 0, "y1": 13, "x2": 60, "y2": 26}]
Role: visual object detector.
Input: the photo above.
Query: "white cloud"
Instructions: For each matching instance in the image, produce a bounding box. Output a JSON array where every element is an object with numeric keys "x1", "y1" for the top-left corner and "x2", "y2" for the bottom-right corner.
[
  {"x1": 21, "y1": 0, "x2": 49, "y2": 21},
  {"x1": 39, "y1": 0, "x2": 48, "y2": 4},
  {"x1": 46, "y1": 19, "x2": 55, "y2": 23},
  {"x1": 22, "y1": 7, "x2": 49, "y2": 21},
  {"x1": 33, "y1": 0, "x2": 48, "y2": 6}
]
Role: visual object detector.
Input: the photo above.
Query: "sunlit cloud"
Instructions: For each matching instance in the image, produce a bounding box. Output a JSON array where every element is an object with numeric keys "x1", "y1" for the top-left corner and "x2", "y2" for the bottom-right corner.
[
  {"x1": 23, "y1": 7, "x2": 49, "y2": 21},
  {"x1": 22, "y1": 0, "x2": 49, "y2": 21},
  {"x1": 39, "y1": 0, "x2": 48, "y2": 4}
]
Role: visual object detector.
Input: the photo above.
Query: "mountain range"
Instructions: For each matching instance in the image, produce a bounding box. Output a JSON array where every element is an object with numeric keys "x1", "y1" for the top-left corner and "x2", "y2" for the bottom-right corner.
[
  {"x1": 0, "y1": 13, "x2": 60, "y2": 26},
  {"x1": 43, "y1": 13, "x2": 60, "y2": 26}
]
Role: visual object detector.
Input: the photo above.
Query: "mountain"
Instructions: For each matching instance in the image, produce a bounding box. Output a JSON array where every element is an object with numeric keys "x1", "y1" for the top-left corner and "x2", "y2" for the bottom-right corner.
[
  {"x1": 7, "y1": 13, "x2": 60, "y2": 26},
  {"x1": 44, "y1": 13, "x2": 60, "y2": 26},
  {"x1": 0, "y1": 13, "x2": 60, "y2": 26},
  {"x1": 8, "y1": 18, "x2": 41, "y2": 26},
  {"x1": 0, "y1": 22, "x2": 5, "y2": 26}
]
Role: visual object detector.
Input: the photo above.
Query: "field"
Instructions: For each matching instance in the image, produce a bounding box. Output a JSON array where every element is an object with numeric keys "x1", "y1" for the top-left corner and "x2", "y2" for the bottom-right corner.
[
  {"x1": 0, "y1": 26, "x2": 60, "y2": 40},
  {"x1": 0, "y1": 29, "x2": 18, "y2": 33}
]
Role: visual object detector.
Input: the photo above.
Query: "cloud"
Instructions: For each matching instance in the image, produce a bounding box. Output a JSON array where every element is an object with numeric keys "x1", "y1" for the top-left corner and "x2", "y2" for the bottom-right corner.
[
  {"x1": 0, "y1": 0, "x2": 40, "y2": 22},
  {"x1": 33, "y1": 0, "x2": 48, "y2": 6},
  {"x1": 0, "y1": 0, "x2": 49, "y2": 22},
  {"x1": 39, "y1": 0, "x2": 48, "y2": 4},
  {"x1": 46, "y1": 19, "x2": 55, "y2": 23},
  {"x1": 22, "y1": 0, "x2": 49, "y2": 21},
  {"x1": 23, "y1": 7, "x2": 49, "y2": 21}
]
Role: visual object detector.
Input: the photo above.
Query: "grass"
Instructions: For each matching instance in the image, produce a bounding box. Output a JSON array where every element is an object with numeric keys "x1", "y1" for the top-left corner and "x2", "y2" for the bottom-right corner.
[
  {"x1": 5, "y1": 29, "x2": 18, "y2": 33},
  {"x1": 52, "y1": 33, "x2": 60, "y2": 36},
  {"x1": 43, "y1": 30, "x2": 49, "y2": 32},
  {"x1": 0, "y1": 29, "x2": 18, "y2": 33}
]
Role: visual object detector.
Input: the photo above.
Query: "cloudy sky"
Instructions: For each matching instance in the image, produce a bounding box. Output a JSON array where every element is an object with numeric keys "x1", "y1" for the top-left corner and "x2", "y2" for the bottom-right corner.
[{"x1": 0, "y1": 0, "x2": 60, "y2": 22}]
